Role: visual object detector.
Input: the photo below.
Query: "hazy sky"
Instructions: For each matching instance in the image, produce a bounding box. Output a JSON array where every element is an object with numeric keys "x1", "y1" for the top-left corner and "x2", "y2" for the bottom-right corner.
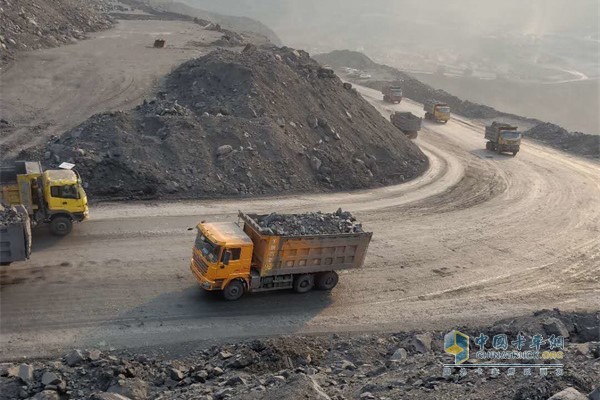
[{"x1": 183, "y1": 0, "x2": 599, "y2": 42}]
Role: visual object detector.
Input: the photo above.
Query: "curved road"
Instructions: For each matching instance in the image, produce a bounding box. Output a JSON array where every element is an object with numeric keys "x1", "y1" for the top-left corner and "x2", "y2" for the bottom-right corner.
[{"x1": 1, "y1": 25, "x2": 599, "y2": 360}]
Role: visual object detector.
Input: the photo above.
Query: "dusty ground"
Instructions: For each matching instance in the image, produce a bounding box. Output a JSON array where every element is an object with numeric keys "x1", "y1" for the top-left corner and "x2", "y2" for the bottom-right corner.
[
  {"x1": 1, "y1": 85, "x2": 598, "y2": 362},
  {"x1": 0, "y1": 17, "x2": 599, "y2": 377},
  {"x1": 0, "y1": 18, "x2": 222, "y2": 157}
]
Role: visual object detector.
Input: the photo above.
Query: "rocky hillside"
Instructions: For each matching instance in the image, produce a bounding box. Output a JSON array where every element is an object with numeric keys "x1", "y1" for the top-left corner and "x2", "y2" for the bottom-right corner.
[
  {"x1": 21, "y1": 46, "x2": 427, "y2": 201},
  {"x1": 315, "y1": 50, "x2": 599, "y2": 159},
  {"x1": 0, "y1": 0, "x2": 113, "y2": 64},
  {"x1": 0, "y1": 310, "x2": 597, "y2": 400}
]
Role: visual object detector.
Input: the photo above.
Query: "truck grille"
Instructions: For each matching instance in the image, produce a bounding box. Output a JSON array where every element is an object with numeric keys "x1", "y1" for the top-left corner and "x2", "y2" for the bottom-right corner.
[{"x1": 193, "y1": 252, "x2": 208, "y2": 274}]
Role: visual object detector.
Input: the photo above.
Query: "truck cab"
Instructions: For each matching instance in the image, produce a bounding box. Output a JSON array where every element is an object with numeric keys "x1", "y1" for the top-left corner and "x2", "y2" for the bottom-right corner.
[
  {"x1": 0, "y1": 161, "x2": 89, "y2": 235},
  {"x1": 424, "y1": 101, "x2": 450, "y2": 123},
  {"x1": 191, "y1": 222, "x2": 254, "y2": 293}
]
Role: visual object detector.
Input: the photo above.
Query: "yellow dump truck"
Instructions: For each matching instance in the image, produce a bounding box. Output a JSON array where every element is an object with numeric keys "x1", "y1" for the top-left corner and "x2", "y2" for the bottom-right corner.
[
  {"x1": 485, "y1": 122, "x2": 522, "y2": 156},
  {"x1": 0, "y1": 161, "x2": 89, "y2": 235},
  {"x1": 423, "y1": 99, "x2": 450, "y2": 123},
  {"x1": 190, "y1": 211, "x2": 372, "y2": 300}
]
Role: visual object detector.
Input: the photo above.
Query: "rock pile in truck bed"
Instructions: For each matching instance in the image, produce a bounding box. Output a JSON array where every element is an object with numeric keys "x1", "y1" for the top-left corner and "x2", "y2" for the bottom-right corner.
[
  {"x1": 21, "y1": 45, "x2": 428, "y2": 201},
  {"x1": 0, "y1": 204, "x2": 24, "y2": 226},
  {"x1": 256, "y1": 208, "x2": 363, "y2": 236}
]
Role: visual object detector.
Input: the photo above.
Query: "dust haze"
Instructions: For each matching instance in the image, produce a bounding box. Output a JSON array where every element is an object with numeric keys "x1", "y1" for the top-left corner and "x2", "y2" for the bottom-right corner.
[{"x1": 183, "y1": 0, "x2": 600, "y2": 134}]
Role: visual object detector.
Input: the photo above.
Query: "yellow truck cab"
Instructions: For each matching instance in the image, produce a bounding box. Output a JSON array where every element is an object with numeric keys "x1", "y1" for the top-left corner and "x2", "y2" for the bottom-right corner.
[
  {"x1": 0, "y1": 161, "x2": 89, "y2": 235},
  {"x1": 191, "y1": 221, "x2": 254, "y2": 297},
  {"x1": 424, "y1": 99, "x2": 451, "y2": 123},
  {"x1": 191, "y1": 212, "x2": 372, "y2": 300}
]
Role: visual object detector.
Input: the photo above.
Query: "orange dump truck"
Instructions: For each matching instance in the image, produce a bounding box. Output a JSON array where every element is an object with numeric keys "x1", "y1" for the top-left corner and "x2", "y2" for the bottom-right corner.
[{"x1": 190, "y1": 211, "x2": 372, "y2": 300}]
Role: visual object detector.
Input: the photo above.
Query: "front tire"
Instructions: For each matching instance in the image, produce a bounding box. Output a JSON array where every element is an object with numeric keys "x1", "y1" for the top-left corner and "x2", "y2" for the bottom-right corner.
[
  {"x1": 223, "y1": 280, "x2": 244, "y2": 301},
  {"x1": 50, "y1": 216, "x2": 72, "y2": 236},
  {"x1": 316, "y1": 271, "x2": 339, "y2": 290},
  {"x1": 512, "y1": 151, "x2": 518, "y2": 156},
  {"x1": 293, "y1": 274, "x2": 314, "y2": 293}
]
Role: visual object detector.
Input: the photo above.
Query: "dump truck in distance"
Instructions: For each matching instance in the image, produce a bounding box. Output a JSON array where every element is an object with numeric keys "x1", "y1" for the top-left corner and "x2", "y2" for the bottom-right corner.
[
  {"x1": 423, "y1": 100, "x2": 450, "y2": 123},
  {"x1": 190, "y1": 211, "x2": 372, "y2": 300},
  {"x1": 0, "y1": 161, "x2": 89, "y2": 235},
  {"x1": 382, "y1": 86, "x2": 403, "y2": 103},
  {"x1": 390, "y1": 111, "x2": 422, "y2": 139},
  {"x1": 485, "y1": 122, "x2": 522, "y2": 156}
]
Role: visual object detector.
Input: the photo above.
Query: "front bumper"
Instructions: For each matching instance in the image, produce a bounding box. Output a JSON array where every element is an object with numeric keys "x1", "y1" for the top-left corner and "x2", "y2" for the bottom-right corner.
[{"x1": 190, "y1": 259, "x2": 220, "y2": 290}]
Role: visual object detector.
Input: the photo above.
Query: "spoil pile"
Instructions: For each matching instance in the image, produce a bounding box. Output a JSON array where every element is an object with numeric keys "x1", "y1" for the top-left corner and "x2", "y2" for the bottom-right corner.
[
  {"x1": 0, "y1": 310, "x2": 597, "y2": 400},
  {"x1": 256, "y1": 208, "x2": 363, "y2": 236},
  {"x1": 0, "y1": 0, "x2": 114, "y2": 64},
  {"x1": 524, "y1": 123, "x2": 599, "y2": 158},
  {"x1": 0, "y1": 204, "x2": 24, "y2": 226},
  {"x1": 24, "y1": 46, "x2": 427, "y2": 200}
]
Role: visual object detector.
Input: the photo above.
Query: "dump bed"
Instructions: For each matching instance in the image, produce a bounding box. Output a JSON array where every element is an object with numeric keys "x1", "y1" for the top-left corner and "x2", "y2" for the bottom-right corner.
[
  {"x1": 423, "y1": 99, "x2": 448, "y2": 114},
  {"x1": 0, "y1": 205, "x2": 32, "y2": 264},
  {"x1": 485, "y1": 122, "x2": 518, "y2": 142},
  {"x1": 0, "y1": 161, "x2": 42, "y2": 211},
  {"x1": 239, "y1": 212, "x2": 372, "y2": 277},
  {"x1": 391, "y1": 112, "x2": 422, "y2": 133}
]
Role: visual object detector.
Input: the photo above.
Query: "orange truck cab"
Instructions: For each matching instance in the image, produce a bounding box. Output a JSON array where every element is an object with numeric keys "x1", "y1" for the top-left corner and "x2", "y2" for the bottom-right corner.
[{"x1": 190, "y1": 212, "x2": 372, "y2": 300}]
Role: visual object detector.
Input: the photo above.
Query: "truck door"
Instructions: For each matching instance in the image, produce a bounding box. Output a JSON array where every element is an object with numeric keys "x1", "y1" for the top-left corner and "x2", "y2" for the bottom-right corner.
[
  {"x1": 47, "y1": 184, "x2": 83, "y2": 212},
  {"x1": 218, "y1": 247, "x2": 243, "y2": 279}
]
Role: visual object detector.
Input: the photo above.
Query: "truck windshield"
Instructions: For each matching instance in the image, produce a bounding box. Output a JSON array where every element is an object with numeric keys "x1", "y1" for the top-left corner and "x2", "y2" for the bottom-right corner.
[
  {"x1": 391, "y1": 89, "x2": 403, "y2": 95},
  {"x1": 195, "y1": 232, "x2": 221, "y2": 263},
  {"x1": 438, "y1": 107, "x2": 450, "y2": 113},
  {"x1": 502, "y1": 132, "x2": 522, "y2": 140}
]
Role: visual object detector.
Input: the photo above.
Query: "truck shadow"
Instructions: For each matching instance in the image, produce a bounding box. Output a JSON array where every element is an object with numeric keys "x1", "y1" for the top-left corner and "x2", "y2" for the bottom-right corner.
[
  {"x1": 30, "y1": 227, "x2": 66, "y2": 251},
  {"x1": 470, "y1": 149, "x2": 517, "y2": 161},
  {"x1": 78, "y1": 283, "x2": 335, "y2": 356}
]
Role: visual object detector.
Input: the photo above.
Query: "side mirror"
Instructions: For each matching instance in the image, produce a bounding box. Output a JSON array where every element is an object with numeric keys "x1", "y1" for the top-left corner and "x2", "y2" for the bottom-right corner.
[{"x1": 223, "y1": 250, "x2": 232, "y2": 266}]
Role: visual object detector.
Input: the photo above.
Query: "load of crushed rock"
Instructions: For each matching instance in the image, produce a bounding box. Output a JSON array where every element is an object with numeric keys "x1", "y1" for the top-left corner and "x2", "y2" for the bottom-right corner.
[
  {"x1": 0, "y1": 204, "x2": 25, "y2": 226},
  {"x1": 21, "y1": 46, "x2": 427, "y2": 201},
  {"x1": 256, "y1": 208, "x2": 363, "y2": 236}
]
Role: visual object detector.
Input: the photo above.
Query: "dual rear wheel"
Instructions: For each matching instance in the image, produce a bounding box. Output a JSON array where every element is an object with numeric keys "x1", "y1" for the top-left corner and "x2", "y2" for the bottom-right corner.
[{"x1": 293, "y1": 271, "x2": 339, "y2": 293}]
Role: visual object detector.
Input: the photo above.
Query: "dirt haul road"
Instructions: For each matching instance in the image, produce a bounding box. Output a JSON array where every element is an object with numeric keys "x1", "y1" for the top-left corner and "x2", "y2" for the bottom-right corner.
[
  {"x1": 0, "y1": 19, "x2": 223, "y2": 157},
  {"x1": 1, "y1": 32, "x2": 599, "y2": 360}
]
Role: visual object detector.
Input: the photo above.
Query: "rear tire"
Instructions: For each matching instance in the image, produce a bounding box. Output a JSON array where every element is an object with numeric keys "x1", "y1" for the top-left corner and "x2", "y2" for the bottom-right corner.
[
  {"x1": 50, "y1": 216, "x2": 72, "y2": 236},
  {"x1": 316, "y1": 271, "x2": 339, "y2": 290},
  {"x1": 512, "y1": 151, "x2": 518, "y2": 156},
  {"x1": 293, "y1": 274, "x2": 314, "y2": 293},
  {"x1": 223, "y1": 280, "x2": 244, "y2": 301}
]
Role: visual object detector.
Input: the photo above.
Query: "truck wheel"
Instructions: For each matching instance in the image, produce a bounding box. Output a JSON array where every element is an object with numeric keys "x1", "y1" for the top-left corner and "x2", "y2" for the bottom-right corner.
[
  {"x1": 50, "y1": 216, "x2": 72, "y2": 236},
  {"x1": 223, "y1": 280, "x2": 244, "y2": 301},
  {"x1": 293, "y1": 274, "x2": 314, "y2": 293},
  {"x1": 316, "y1": 271, "x2": 339, "y2": 290},
  {"x1": 512, "y1": 151, "x2": 518, "y2": 156}
]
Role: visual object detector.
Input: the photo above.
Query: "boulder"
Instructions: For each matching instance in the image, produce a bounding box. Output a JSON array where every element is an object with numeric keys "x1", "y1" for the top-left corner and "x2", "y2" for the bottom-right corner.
[
  {"x1": 65, "y1": 349, "x2": 85, "y2": 366},
  {"x1": 90, "y1": 393, "x2": 133, "y2": 400},
  {"x1": 390, "y1": 348, "x2": 408, "y2": 361},
  {"x1": 543, "y1": 318, "x2": 570, "y2": 338},
  {"x1": 41, "y1": 371, "x2": 62, "y2": 386},
  {"x1": 413, "y1": 332, "x2": 433, "y2": 353},
  {"x1": 30, "y1": 391, "x2": 60, "y2": 400},
  {"x1": 107, "y1": 378, "x2": 148, "y2": 400},
  {"x1": 216, "y1": 145, "x2": 233, "y2": 156},
  {"x1": 548, "y1": 387, "x2": 588, "y2": 400}
]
